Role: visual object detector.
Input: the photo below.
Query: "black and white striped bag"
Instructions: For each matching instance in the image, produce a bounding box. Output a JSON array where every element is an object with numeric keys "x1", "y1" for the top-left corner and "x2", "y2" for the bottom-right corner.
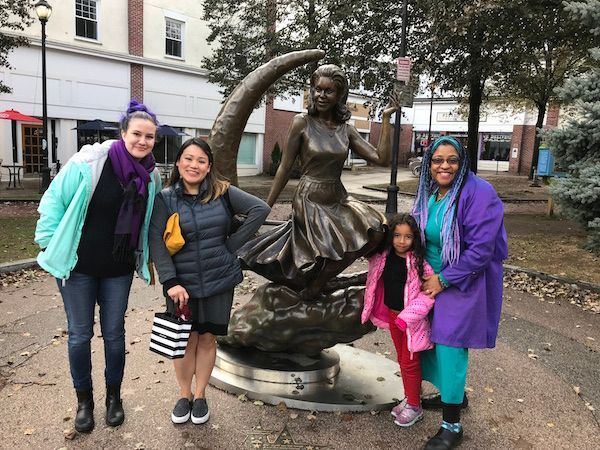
[{"x1": 149, "y1": 312, "x2": 192, "y2": 359}]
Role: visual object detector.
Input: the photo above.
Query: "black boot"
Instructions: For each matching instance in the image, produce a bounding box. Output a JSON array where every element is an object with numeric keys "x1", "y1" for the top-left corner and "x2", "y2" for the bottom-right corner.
[
  {"x1": 106, "y1": 385, "x2": 124, "y2": 427},
  {"x1": 424, "y1": 427, "x2": 464, "y2": 450},
  {"x1": 75, "y1": 389, "x2": 94, "y2": 433}
]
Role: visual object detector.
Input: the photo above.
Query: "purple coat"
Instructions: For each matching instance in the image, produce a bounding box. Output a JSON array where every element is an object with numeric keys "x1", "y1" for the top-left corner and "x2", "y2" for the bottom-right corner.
[{"x1": 433, "y1": 172, "x2": 508, "y2": 349}]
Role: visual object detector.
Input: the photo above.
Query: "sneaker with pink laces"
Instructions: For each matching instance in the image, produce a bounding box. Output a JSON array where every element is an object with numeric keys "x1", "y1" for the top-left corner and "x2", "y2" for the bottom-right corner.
[
  {"x1": 394, "y1": 403, "x2": 424, "y2": 427},
  {"x1": 391, "y1": 399, "x2": 407, "y2": 418}
]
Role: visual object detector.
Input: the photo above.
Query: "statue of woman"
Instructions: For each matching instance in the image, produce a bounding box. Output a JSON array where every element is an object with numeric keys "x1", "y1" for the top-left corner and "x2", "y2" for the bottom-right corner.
[{"x1": 239, "y1": 64, "x2": 397, "y2": 299}]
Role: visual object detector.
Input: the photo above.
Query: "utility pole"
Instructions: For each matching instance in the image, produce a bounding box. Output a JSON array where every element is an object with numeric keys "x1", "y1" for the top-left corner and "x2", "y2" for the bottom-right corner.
[{"x1": 385, "y1": 0, "x2": 409, "y2": 216}]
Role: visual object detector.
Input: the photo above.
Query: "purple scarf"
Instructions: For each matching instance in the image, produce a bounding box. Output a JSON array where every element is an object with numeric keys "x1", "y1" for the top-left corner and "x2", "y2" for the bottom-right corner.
[{"x1": 108, "y1": 139, "x2": 155, "y2": 261}]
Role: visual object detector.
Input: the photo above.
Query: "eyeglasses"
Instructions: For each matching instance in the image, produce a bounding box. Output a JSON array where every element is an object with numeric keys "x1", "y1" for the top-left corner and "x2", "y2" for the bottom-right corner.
[{"x1": 431, "y1": 157, "x2": 460, "y2": 166}]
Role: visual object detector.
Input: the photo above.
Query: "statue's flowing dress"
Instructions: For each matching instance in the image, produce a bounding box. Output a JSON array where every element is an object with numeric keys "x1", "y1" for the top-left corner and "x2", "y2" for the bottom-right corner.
[{"x1": 239, "y1": 114, "x2": 385, "y2": 289}]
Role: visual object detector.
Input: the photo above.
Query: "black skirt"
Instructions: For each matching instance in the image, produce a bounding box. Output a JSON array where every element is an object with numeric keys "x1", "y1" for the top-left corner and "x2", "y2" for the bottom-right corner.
[{"x1": 165, "y1": 289, "x2": 234, "y2": 336}]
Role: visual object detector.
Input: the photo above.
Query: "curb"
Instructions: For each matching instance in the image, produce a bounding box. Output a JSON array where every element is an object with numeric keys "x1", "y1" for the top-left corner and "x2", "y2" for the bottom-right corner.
[
  {"x1": 504, "y1": 264, "x2": 600, "y2": 294},
  {"x1": 0, "y1": 258, "x2": 39, "y2": 274}
]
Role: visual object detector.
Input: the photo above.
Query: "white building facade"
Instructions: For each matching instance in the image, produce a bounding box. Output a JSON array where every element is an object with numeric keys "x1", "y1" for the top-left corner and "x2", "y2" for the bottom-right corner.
[{"x1": 0, "y1": 0, "x2": 265, "y2": 178}]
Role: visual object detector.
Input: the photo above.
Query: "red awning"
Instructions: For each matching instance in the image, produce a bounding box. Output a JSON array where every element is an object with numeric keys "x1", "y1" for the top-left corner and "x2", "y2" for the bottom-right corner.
[{"x1": 0, "y1": 109, "x2": 42, "y2": 123}]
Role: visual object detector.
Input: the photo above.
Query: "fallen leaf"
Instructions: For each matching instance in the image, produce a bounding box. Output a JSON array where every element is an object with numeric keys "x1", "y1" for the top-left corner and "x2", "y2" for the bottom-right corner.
[
  {"x1": 211, "y1": 424, "x2": 220, "y2": 430},
  {"x1": 376, "y1": 377, "x2": 385, "y2": 382},
  {"x1": 253, "y1": 400, "x2": 264, "y2": 406},
  {"x1": 307, "y1": 412, "x2": 317, "y2": 421},
  {"x1": 516, "y1": 398, "x2": 524, "y2": 403},
  {"x1": 573, "y1": 386, "x2": 581, "y2": 395},
  {"x1": 24, "y1": 428, "x2": 34, "y2": 435},
  {"x1": 20, "y1": 352, "x2": 30, "y2": 357},
  {"x1": 484, "y1": 387, "x2": 494, "y2": 393},
  {"x1": 63, "y1": 428, "x2": 77, "y2": 440},
  {"x1": 289, "y1": 413, "x2": 298, "y2": 419},
  {"x1": 547, "y1": 422, "x2": 555, "y2": 428},
  {"x1": 487, "y1": 398, "x2": 494, "y2": 404},
  {"x1": 276, "y1": 401, "x2": 287, "y2": 412},
  {"x1": 237, "y1": 393, "x2": 248, "y2": 402},
  {"x1": 370, "y1": 410, "x2": 379, "y2": 415}
]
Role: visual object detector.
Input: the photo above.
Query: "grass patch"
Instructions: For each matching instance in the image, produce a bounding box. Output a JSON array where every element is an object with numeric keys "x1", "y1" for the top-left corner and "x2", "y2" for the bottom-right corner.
[
  {"x1": 504, "y1": 214, "x2": 600, "y2": 285},
  {"x1": 367, "y1": 172, "x2": 550, "y2": 200},
  {"x1": 0, "y1": 216, "x2": 39, "y2": 263}
]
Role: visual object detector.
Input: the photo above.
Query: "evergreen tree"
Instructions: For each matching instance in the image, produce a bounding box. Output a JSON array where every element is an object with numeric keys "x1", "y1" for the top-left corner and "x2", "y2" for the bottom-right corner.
[
  {"x1": 0, "y1": 0, "x2": 33, "y2": 94},
  {"x1": 545, "y1": 0, "x2": 600, "y2": 253}
]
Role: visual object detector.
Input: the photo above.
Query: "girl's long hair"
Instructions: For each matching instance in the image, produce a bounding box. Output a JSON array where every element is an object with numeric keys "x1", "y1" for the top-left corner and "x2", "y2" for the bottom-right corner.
[
  {"x1": 411, "y1": 136, "x2": 469, "y2": 266},
  {"x1": 387, "y1": 213, "x2": 426, "y2": 279},
  {"x1": 167, "y1": 138, "x2": 230, "y2": 203}
]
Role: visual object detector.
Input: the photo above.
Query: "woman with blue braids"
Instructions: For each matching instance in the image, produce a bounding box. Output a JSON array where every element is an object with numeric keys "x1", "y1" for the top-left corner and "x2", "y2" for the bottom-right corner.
[{"x1": 412, "y1": 136, "x2": 508, "y2": 450}]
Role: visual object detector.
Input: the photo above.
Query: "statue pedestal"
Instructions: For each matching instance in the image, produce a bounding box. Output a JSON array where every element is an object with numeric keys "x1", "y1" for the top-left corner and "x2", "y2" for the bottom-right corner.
[{"x1": 210, "y1": 344, "x2": 403, "y2": 412}]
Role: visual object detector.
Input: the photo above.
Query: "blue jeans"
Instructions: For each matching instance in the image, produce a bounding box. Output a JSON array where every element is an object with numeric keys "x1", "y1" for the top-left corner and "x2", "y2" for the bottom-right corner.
[{"x1": 57, "y1": 272, "x2": 133, "y2": 391}]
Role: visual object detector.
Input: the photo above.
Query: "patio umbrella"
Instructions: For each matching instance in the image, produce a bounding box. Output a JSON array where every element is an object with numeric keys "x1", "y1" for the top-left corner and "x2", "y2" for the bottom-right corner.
[
  {"x1": 72, "y1": 119, "x2": 119, "y2": 141},
  {"x1": 0, "y1": 109, "x2": 42, "y2": 163},
  {"x1": 157, "y1": 125, "x2": 188, "y2": 163}
]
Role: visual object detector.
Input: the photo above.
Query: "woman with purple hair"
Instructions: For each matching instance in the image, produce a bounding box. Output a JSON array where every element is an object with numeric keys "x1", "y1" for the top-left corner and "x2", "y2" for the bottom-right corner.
[
  {"x1": 35, "y1": 100, "x2": 161, "y2": 433},
  {"x1": 412, "y1": 136, "x2": 508, "y2": 450}
]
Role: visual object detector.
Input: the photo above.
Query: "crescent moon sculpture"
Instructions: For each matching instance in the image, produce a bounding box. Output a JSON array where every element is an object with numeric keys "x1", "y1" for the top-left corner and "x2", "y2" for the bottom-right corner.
[{"x1": 207, "y1": 49, "x2": 325, "y2": 185}]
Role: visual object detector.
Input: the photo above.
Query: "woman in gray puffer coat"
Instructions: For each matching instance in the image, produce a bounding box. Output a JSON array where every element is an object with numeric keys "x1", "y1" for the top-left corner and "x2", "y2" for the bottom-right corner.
[{"x1": 149, "y1": 138, "x2": 269, "y2": 425}]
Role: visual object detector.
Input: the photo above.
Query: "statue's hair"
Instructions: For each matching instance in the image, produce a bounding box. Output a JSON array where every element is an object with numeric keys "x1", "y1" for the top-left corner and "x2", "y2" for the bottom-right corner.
[
  {"x1": 307, "y1": 64, "x2": 351, "y2": 123},
  {"x1": 411, "y1": 136, "x2": 469, "y2": 266}
]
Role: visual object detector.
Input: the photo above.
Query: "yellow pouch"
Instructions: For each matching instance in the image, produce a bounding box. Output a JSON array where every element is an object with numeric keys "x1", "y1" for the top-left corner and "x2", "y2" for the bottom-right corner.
[{"x1": 163, "y1": 212, "x2": 185, "y2": 256}]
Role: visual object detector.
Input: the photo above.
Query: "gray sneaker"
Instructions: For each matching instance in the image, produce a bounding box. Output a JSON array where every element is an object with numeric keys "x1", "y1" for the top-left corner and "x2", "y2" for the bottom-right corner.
[
  {"x1": 171, "y1": 398, "x2": 192, "y2": 424},
  {"x1": 191, "y1": 398, "x2": 210, "y2": 424}
]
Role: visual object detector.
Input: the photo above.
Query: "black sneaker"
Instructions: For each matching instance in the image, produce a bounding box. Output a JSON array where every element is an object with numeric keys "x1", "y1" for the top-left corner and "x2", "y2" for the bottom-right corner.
[
  {"x1": 171, "y1": 398, "x2": 192, "y2": 424},
  {"x1": 191, "y1": 398, "x2": 210, "y2": 424}
]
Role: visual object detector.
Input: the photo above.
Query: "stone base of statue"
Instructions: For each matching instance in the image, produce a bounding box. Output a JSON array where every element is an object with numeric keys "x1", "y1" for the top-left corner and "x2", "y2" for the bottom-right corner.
[
  {"x1": 210, "y1": 343, "x2": 403, "y2": 412},
  {"x1": 212, "y1": 272, "x2": 402, "y2": 411}
]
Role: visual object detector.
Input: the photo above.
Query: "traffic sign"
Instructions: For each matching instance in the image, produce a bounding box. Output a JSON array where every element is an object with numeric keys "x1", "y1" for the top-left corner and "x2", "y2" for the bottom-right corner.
[{"x1": 396, "y1": 57, "x2": 411, "y2": 82}]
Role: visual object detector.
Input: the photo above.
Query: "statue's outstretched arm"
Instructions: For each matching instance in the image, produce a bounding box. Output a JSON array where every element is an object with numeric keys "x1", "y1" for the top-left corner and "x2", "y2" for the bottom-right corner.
[
  {"x1": 348, "y1": 106, "x2": 396, "y2": 167},
  {"x1": 266, "y1": 114, "x2": 305, "y2": 206}
]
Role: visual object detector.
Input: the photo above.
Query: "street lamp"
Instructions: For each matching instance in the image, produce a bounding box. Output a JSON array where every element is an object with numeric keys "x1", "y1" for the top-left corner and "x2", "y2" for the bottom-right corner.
[
  {"x1": 35, "y1": 0, "x2": 52, "y2": 193},
  {"x1": 385, "y1": 0, "x2": 409, "y2": 216}
]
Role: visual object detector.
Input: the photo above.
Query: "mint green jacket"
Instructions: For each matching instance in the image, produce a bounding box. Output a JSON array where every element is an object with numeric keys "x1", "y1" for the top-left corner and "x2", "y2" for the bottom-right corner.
[{"x1": 35, "y1": 140, "x2": 161, "y2": 282}]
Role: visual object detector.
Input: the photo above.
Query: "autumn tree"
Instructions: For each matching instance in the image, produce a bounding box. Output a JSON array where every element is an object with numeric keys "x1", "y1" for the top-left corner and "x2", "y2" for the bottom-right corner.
[
  {"x1": 410, "y1": 0, "x2": 528, "y2": 172},
  {"x1": 493, "y1": 0, "x2": 598, "y2": 178},
  {"x1": 201, "y1": 0, "x2": 405, "y2": 101},
  {"x1": 0, "y1": 0, "x2": 33, "y2": 94}
]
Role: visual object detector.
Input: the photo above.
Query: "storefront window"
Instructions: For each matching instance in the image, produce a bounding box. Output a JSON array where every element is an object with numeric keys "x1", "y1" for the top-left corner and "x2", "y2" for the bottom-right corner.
[
  {"x1": 481, "y1": 133, "x2": 511, "y2": 161},
  {"x1": 413, "y1": 132, "x2": 467, "y2": 156},
  {"x1": 237, "y1": 133, "x2": 257, "y2": 165}
]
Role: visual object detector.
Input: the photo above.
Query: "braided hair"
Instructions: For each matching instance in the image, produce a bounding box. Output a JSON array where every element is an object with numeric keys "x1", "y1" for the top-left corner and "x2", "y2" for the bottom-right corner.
[{"x1": 411, "y1": 136, "x2": 469, "y2": 266}]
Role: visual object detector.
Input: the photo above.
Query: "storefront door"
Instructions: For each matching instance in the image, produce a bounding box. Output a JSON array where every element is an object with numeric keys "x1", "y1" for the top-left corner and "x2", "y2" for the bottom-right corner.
[{"x1": 22, "y1": 124, "x2": 43, "y2": 174}]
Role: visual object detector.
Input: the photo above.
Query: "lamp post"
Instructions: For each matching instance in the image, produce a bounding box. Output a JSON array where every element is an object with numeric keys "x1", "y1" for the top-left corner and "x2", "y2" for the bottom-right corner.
[
  {"x1": 35, "y1": 0, "x2": 52, "y2": 193},
  {"x1": 385, "y1": 0, "x2": 409, "y2": 215}
]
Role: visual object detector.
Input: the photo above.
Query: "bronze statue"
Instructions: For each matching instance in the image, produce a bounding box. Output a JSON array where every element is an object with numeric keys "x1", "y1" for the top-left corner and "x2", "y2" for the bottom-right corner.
[
  {"x1": 238, "y1": 64, "x2": 396, "y2": 300},
  {"x1": 219, "y1": 61, "x2": 397, "y2": 354}
]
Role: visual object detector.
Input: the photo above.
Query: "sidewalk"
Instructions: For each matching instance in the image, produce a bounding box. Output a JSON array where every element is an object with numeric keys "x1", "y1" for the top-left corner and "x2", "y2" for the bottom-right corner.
[{"x1": 0, "y1": 270, "x2": 599, "y2": 449}]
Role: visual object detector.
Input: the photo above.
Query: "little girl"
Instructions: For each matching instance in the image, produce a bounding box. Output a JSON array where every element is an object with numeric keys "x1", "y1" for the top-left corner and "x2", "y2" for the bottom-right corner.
[{"x1": 361, "y1": 213, "x2": 435, "y2": 427}]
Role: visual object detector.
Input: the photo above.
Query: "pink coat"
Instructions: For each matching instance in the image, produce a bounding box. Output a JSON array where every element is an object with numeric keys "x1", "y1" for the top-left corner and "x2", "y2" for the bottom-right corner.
[{"x1": 361, "y1": 250, "x2": 435, "y2": 353}]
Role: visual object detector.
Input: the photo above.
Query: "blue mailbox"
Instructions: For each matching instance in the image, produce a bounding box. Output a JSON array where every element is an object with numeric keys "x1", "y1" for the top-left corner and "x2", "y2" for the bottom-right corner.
[{"x1": 537, "y1": 147, "x2": 554, "y2": 176}]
